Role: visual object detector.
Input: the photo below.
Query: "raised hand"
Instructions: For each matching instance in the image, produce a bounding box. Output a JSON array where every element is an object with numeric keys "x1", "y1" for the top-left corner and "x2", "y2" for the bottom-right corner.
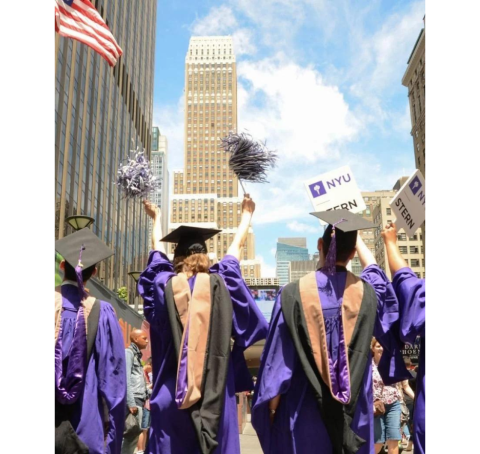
[
  {"x1": 241, "y1": 193, "x2": 256, "y2": 215},
  {"x1": 143, "y1": 199, "x2": 160, "y2": 220},
  {"x1": 381, "y1": 221, "x2": 398, "y2": 245}
]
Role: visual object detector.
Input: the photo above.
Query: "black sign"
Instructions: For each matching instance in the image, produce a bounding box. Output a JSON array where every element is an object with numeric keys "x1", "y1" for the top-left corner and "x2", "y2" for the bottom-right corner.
[{"x1": 400, "y1": 336, "x2": 421, "y2": 364}]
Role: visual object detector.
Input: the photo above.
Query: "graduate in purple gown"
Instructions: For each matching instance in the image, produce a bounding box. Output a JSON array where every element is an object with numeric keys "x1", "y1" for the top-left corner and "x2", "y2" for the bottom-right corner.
[
  {"x1": 381, "y1": 222, "x2": 425, "y2": 454},
  {"x1": 252, "y1": 210, "x2": 410, "y2": 454},
  {"x1": 55, "y1": 229, "x2": 127, "y2": 454},
  {"x1": 138, "y1": 195, "x2": 268, "y2": 454}
]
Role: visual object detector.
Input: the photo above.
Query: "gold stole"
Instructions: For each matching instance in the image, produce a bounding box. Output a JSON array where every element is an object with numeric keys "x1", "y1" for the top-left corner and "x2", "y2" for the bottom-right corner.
[
  {"x1": 171, "y1": 273, "x2": 212, "y2": 409},
  {"x1": 298, "y1": 271, "x2": 364, "y2": 404}
]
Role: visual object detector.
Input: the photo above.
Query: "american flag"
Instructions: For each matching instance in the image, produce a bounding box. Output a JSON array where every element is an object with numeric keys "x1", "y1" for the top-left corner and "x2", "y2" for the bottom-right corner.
[{"x1": 55, "y1": 0, "x2": 122, "y2": 67}]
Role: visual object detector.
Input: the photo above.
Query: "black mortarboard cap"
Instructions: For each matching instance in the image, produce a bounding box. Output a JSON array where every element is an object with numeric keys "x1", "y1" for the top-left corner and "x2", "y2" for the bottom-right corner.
[
  {"x1": 55, "y1": 228, "x2": 114, "y2": 269},
  {"x1": 310, "y1": 210, "x2": 375, "y2": 274},
  {"x1": 55, "y1": 229, "x2": 114, "y2": 299},
  {"x1": 310, "y1": 210, "x2": 376, "y2": 232},
  {"x1": 161, "y1": 225, "x2": 221, "y2": 258}
]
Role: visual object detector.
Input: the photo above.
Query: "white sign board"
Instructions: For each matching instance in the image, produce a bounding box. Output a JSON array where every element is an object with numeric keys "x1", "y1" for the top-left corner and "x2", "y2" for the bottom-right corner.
[
  {"x1": 390, "y1": 170, "x2": 425, "y2": 237},
  {"x1": 304, "y1": 166, "x2": 366, "y2": 222}
]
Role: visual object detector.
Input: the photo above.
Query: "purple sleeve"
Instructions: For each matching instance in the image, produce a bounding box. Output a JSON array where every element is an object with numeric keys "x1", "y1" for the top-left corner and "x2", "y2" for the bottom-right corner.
[
  {"x1": 393, "y1": 267, "x2": 425, "y2": 343},
  {"x1": 138, "y1": 251, "x2": 175, "y2": 321},
  {"x1": 95, "y1": 302, "x2": 127, "y2": 454},
  {"x1": 361, "y1": 265, "x2": 410, "y2": 385},
  {"x1": 251, "y1": 290, "x2": 296, "y2": 452},
  {"x1": 211, "y1": 255, "x2": 269, "y2": 347},
  {"x1": 211, "y1": 255, "x2": 269, "y2": 392}
]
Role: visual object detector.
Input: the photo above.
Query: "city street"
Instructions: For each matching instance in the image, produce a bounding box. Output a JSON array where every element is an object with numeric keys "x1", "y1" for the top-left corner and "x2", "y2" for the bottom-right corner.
[
  {"x1": 239, "y1": 434, "x2": 416, "y2": 453},
  {"x1": 240, "y1": 434, "x2": 262, "y2": 454}
]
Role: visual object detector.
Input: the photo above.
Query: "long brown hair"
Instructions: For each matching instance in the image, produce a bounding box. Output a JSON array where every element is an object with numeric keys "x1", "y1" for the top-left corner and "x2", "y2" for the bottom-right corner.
[{"x1": 174, "y1": 253, "x2": 209, "y2": 275}]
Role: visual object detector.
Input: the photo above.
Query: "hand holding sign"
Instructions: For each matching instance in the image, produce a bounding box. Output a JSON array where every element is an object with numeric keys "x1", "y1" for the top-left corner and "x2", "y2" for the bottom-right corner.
[
  {"x1": 381, "y1": 221, "x2": 410, "y2": 274},
  {"x1": 381, "y1": 221, "x2": 398, "y2": 245}
]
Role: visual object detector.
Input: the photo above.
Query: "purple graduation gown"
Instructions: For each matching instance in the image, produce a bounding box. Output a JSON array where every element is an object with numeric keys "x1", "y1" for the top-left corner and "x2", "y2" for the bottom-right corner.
[
  {"x1": 392, "y1": 267, "x2": 425, "y2": 454},
  {"x1": 138, "y1": 251, "x2": 269, "y2": 454},
  {"x1": 252, "y1": 265, "x2": 402, "y2": 454},
  {"x1": 56, "y1": 283, "x2": 127, "y2": 454}
]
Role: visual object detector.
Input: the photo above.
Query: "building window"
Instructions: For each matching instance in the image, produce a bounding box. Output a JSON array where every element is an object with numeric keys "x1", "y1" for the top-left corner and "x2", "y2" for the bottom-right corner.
[
  {"x1": 386, "y1": 208, "x2": 391, "y2": 215},
  {"x1": 399, "y1": 246, "x2": 407, "y2": 254},
  {"x1": 411, "y1": 259, "x2": 420, "y2": 267}
]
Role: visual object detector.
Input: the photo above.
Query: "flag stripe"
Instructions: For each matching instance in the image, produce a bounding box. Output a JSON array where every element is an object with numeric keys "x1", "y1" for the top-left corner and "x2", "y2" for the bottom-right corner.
[
  {"x1": 55, "y1": 0, "x2": 122, "y2": 67},
  {"x1": 59, "y1": 0, "x2": 122, "y2": 54},
  {"x1": 56, "y1": 26, "x2": 116, "y2": 66},
  {"x1": 67, "y1": 0, "x2": 111, "y2": 31},
  {"x1": 57, "y1": 6, "x2": 120, "y2": 60}
]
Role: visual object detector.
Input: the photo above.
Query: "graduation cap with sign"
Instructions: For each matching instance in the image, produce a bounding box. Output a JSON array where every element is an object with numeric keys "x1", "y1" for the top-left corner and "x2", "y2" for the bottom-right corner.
[{"x1": 310, "y1": 210, "x2": 376, "y2": 274}]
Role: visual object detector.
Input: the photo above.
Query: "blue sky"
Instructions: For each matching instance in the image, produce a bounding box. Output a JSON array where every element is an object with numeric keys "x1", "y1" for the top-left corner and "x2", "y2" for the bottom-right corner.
[{"x1": 152, "y1": 0, "x2": 425, "y2": 276}]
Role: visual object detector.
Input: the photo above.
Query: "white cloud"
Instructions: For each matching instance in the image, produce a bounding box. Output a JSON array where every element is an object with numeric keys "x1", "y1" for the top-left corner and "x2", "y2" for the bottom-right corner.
[
  {"x1": 153, "y1": 96, "x2": 185, "y2": 193},
  {"x1": 341, "y1": 151, "x2": 415, "y2": 192},
  {"x1": 191, "y1": 5, "x2": 238, "y2": 35},
  {"x1": 287, "y1": 220, "x2": 319, "y2": 233},
  {"x1": 237, "y1": 55, "x2": 361, "y2": 163},
  {"x1": 190, "y1": 6, "x2": 257, "y2": 55},
  {"x1": 231, "y1": 0, "x2": 336, "y2": 49},
  {"x1": 250, "y1": 177, "x2": 311, "y2": 225},
  {"x1": 346, "y1": 2, "x2": 425, "y2": 112},
  {"x1": 392, "y1": 102, "x2": 413, "y2": 136},
  {"x1": 232, "y1": 29, "x2": 257, "y2": 56}
]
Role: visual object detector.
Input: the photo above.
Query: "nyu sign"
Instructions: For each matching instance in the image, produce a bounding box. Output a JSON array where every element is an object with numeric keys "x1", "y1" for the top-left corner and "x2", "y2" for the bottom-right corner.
[
  {"x1": 308, "y1": 174, "x2": 353, "y2": 199},
  {"x1": 390, "y1": 169, "x2": 426, "y2": 237},
  {"x1": 304, "y1": 166, "x2": 366, "y2": 217}
]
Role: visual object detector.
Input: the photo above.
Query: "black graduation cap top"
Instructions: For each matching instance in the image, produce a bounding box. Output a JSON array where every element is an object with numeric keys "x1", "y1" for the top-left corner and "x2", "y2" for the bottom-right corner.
[
  {"x1": 55, "y1": 228, "x2": 114, "y2": 269},
  {"x1": 161, "y1": 225, "x2": 221, "y2": 257},
  {"x1": 310, "y1": 209, "x2": 376, "y2": 232}
]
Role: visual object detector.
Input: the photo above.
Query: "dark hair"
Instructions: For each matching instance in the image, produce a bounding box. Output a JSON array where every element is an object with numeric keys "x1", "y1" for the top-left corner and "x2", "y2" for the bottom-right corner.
[
  {"x1": 322, "y1": 225, "x2": 357, "y2": 263},
  {"x1": 63, "y1": 261, "x2": 96, "y2": 282},
  {"x1": 174, "y1": 242, "x2": 207, "y2": 259}
]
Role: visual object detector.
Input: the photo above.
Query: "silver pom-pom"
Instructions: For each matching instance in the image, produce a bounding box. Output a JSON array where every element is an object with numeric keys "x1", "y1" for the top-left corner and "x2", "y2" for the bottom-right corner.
[{"x1": 116, "y1": 148, "x2": 159, "y2": 199}]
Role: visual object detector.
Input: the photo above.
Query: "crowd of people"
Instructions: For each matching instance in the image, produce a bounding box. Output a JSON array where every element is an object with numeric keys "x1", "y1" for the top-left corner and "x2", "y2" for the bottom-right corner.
[{"x1": 54, "y1": 194, "x2": 425, "y2": 454}]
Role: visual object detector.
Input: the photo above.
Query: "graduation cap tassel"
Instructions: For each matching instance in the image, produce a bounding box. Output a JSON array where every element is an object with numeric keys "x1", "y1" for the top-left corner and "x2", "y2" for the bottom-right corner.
[
  {"x1": 323, "y1": 219, "x2": 346, "y2": 275},
  {"x1": 75, "y1": 245, "x2": 88, "y2": 300},
  {"x1": 220, "y1": 132, "x2": 277, "y2": 190}
]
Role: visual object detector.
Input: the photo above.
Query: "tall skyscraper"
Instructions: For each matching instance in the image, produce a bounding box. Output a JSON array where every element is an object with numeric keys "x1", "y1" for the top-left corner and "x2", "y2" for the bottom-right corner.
[
  {"x1": 149, "y1": 127, "x2": 169, "y2": 245},
  {"x1": 402, "y1": 26, "x2": 425, "y2": 178},
  {"x1": 169, "y1": 36, "x2": 258, "y2": 275},
  {"x1": 55, "y1": 0, "x2": 157, "y2": 290}
]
